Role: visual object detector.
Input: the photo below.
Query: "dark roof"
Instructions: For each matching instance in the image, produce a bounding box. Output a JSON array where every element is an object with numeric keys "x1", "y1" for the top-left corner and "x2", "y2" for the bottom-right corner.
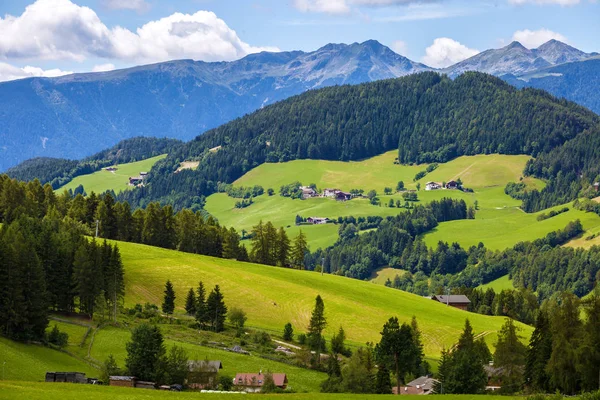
[
  {"x1": 407, "y1": 376, "x2": 439, "y2": 391},
  {"x1": 109, "y1": 376, "x2": 136, "y2": 381},
  {"x1": 432, "y1": 295, "x2": 471, "y2": 304}
]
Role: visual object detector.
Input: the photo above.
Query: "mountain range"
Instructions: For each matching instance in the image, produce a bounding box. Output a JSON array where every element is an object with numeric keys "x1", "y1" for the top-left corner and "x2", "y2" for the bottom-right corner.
[{"x1": 0, "y1": 39, "x2": 598, "y2": 171}]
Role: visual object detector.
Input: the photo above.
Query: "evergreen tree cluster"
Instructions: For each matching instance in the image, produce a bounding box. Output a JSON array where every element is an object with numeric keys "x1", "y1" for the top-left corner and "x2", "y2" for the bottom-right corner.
[
  {"x1": 117, "y1": 72, "x2": 598, "y2": 209},
  {"x1": 249, "y1": 221, "x2": 308, "y2": 268}
]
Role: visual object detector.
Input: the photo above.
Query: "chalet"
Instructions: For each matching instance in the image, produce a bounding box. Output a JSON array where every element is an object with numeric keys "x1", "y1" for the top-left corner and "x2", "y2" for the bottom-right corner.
[
  {"x1": 307, "y1": 217, "x2": 329, "y2": 225},
  {"x1": 484, "y1": 363, "x2": 504, "y2": 391},
  {"x1": 431, "y1": 294, "x2": 471, "y2": 311},
  {"x1": 109, "y1": 376, "x2": 137, "y2": 388},
  {"x1": 323, "y1": 188, "x2": 339, "y2": 198},
  {"x1": 187, "y1": 360, "x2": 223, "y2": 389},
  {"x1": 335, "y1": 191, "x2": 352, "y2": 201},
  {"x1": 234, "y1": 372, "x2": 288, "y2": 393},
  {"x1": 394, "y1": 376, "x2": 439, "y2": 395},
  {"x1": 445, "y1": 180, "x2": 459, "y2": 190},
  {"x1": 300, "y1": 186, "x2": 317, "y2": 199},
  {"x1": 425, "y1": 182, "x2": 441, "y2": 191},
  {"x1": 45, "y1": 372, "x2": 87, "y2": 384}
]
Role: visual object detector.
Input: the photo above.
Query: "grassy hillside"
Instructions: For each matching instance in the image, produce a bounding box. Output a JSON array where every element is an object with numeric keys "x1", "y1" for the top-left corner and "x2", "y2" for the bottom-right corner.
[
  {"x1": 0, "y1": 381, "x2": 522, "y2": 400},
  {"x1": 58, "y1": 155, "x2": 166, "y2": 195},
  {"x1": 115, "y1": 239, "x2": 532, "y2": 357},
  {"x1": 90, "y1": 325, "x2": 324, "y2": 393},
  {"x1": 207, "y1": 152, "x2": 600, "y2": 250},
  {"x1": 478, "y1": 275, "x2": 515, "y2": 292},
  {"x1": 0, "y1": 337, "x2": 98, "y2": 381}
]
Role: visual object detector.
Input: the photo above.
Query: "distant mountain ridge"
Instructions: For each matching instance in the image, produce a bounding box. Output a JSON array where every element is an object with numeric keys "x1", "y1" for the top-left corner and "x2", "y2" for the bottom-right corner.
[
  {"x1": 1, "y1": 38, "x2": 598, "y2": 171},
  {"x1": 0, "y1": 40, "x2": 428, "y2": 171}
]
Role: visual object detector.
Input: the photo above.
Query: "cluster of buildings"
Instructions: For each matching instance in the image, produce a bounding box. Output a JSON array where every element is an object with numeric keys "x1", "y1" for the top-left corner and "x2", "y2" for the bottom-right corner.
[
  {"x1": 300, "y1": 186, "x2": 353, "y2": 201},
  {"x1": 128, "y1": 171, "x2": 148, "y2": 187},
  {"x1": 425, "y1": 180, "x2": 460, "y2": 191}
]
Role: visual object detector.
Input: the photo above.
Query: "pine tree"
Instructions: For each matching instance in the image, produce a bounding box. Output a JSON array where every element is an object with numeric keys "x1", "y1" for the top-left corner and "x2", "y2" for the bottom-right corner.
[
  {"x1": 291, "y1": 230, "x2": 308, "y2": 269},
  {"x1": 195, "y1": 281, "x2": 208, "y2": 328},
  {"x1": 410, "y1": 316, "x2": 427, "y2": 376},
  {"x1": 525, "y1": 310, "x2": 553, "y2": 392},
  {"x1": 283, "y1": 322, "x2": 294, "y2": 341},
  {"x1": 445, "y1": 319, "x2": 487, "y2": 394},
  {"x1": 184, "y1": 288, "x2": 196, "y2": 316},
  {"x1": 580, "y1": 293, "x2": 600, "y2": 391},
  {"x1": 206, "y1": 285, "x2": 227, "y2": 332},
  {"x1": 307, "y1": 295, "x2": 327, "y2": 366},
  {"x1": 493, "y1": 318, "x2": 527, "y2": 393},
  {"x1": 331, "y1": 326, "x2": 347, "y2": 356},
  {"x1": 222, "y1": 227, "x2": 240, "y2": 259},
  {"x1": 275, "y1": 227, "x2": 291, "y2": 267},
  {"x1": 434, "y1": 348, "x2": 451, "y2": 394},
  {"x1": 162, "y1": 280, "x2": 176, "y2": 319},
  {"x1": 375, "y1": 317, "x2": 418, "y2": 391}
]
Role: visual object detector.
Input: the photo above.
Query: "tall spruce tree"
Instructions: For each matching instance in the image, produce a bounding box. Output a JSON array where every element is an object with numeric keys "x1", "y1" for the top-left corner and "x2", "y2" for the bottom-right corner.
[
  {"x1": 125, "y1": 323, "x2": 166, "y2": 382},
  {"x1": 195, "y1": 281, "x2": 208, "y2": 328},
  {"x1": 307, "y1": 295, "x2": 327, "y2": 366},
  {"x1": 375, "y1": 317, "x2": 419, "y2": 391},
  {"x1": 291, "y1": 230, "x2": 308, "y2": 269},
  {"x1": 275, "y1": 227, "x2": 291, "y2": 267},
  {"x1": 444, "y1": 319, "x2": 487, "y2": 394},
  {"x1": 494, "y1": 318, "x2": 527, "y2": 393},
  {"x1": 206, "y1": 285, "x2": 227, "y2": 332},
  {"x1": 525, "y1": 310, "x2": 553, "y2": 392},
  {"x1": 162, "y1": 280, "x2": 176, "y2": 319},
  {"x1": 580, "y1": 293, "x2": 600, "y2": 391},
  {"x1": 184, "y1": 288, "x2": 196, "y2": 316}
]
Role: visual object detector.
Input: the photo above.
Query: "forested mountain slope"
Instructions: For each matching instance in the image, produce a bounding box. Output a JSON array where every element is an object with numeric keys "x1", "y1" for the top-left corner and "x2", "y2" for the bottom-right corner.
[{"x1": 122, "y1": 72, "x2": 600, "y2": 209}]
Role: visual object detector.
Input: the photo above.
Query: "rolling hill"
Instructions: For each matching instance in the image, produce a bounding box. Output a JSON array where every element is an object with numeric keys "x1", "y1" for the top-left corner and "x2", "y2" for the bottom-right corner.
[{"x1": 113, "y1": 239, "x2": 532, "y2": 357}]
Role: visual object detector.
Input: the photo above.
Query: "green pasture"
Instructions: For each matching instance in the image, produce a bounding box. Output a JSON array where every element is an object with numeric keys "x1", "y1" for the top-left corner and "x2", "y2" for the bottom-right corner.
[
  {"x1": 58, "y1": 155, "x2": 166, "y2": 195},
  {"x1": 370, "y1": 267, "x2": 406, "y2": 285},
  {"x1": 114, "y1": 239, "x2": 532, "y2": 358},
  {"x1": 0, "y1": 337, "x2": 98, "y2": 382},
  {"x1": 478, "y1": 275, "x2": 515, "y2": 292},
  {"x1": 0, "y1": 381, "x2": 526, "y2": 400},
  {"x1": 90, "y1": 325, "x2": 324, "y2": 393}
]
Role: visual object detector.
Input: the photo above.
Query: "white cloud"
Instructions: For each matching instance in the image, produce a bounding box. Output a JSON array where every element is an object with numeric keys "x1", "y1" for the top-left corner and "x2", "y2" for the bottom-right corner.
[
  {"x1": 92, "y1": 63, "x2": 116, "y2": 72},
  {"x1": 102, "y1": 0, "x2": 150, "y2": 12},
  {"x1": 293, "y1": 0, "x2": 443, "y2": 14},
  {"x1": 0, "y1": 62, "x2": 72, "y2": 82},
  {"x1": 422, "y1": 37, "x2": 479, "y2": 68},
  {"x1": 391, "y1": 40, "x2": 407, "y2": 55},
  {"x1": 0, "y1": 0, "x2": 277, "y2": 65},
  {"x1": 512, "y1": 28, "x2": 567, "y2": 48},
  {"x1": 508, "y1": 0, "x2": 581, "y2": 5}
]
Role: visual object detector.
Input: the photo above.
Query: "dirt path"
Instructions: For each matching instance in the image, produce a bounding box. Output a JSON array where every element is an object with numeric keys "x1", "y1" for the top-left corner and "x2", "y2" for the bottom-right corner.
[{"x1": 450, "y1": 161, "x2": 477, "y2": 181}]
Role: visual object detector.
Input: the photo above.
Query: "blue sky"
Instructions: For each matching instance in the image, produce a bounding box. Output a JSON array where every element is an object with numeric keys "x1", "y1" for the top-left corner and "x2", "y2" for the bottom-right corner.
[{"x1": 0, "y1": 0, "x2": 598, "y2": 81}]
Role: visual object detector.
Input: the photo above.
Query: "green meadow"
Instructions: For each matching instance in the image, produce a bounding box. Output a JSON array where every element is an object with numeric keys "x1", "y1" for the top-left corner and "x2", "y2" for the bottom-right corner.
[
  {"x1": 0, "y1": 381, "x2": 524, "y2": 400},
  {"x1": 0, "y1": 337, "x2": 98, "y2": 381},
  {"x1": 115, "y1": 239, "x2": 532, "y2": 357},
  {"x1": 478, "y1": 275, "x2": 515, "y2": 292},
  {"x1": 58, "y1": 155, "x2": 166, "y2": 195},
  {"x1": 207, "y1": 151, "x2": 600, "y2": 249}
]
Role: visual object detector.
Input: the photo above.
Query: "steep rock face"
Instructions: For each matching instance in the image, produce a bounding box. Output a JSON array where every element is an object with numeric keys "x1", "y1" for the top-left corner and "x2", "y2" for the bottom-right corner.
[{"x1": 0, "y1": 41, "x2": 429, "y2": 171}]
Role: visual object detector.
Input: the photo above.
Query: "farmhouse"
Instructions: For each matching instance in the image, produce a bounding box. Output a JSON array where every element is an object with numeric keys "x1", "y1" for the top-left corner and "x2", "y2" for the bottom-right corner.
[
  {"x1": 187, "y1": 360, "x2": 223, "y2": 389},
  {"x1": 394, "y1": 376, "x2": 439, "y2": 395},
  {"x1": 335, "y1": 191, "x2": 352, "y2": 201},
  {"x1": 300, "y1": 186, "x2": 317, "y2": 199},
  {"x1": 445, "y1": 180, "x2": 459, "y2": 190},
  {"x1": 425, "y1": 182, "x2": 441, "y2": 191},
  {"x1": 323, "y1": 188, "x2": 339, "y2": 198},
  {"x1": 431, "y1": 295, "x2": 471, "y2": 311},
  {"x1": 128, "y1": 176, "x2": 143, "y2": 186},
  {"x1": 45, "y1": 372, "x2": 87, "y2": 384},
  {"x1": 307, "y1": 217, "x2": 329, "y2": 225},
  {"x1": 234, "y1": 373, "x2": 288, "y2": 393},
  {"x1": 484, "y1": 363, "x2": 504, "y2": 391}
]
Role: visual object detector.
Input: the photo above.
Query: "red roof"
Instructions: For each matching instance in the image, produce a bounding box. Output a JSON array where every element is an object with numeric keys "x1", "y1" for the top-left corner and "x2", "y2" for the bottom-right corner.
[{"x1": 234, "y1": 373, "x2": 287, "y2": 388}]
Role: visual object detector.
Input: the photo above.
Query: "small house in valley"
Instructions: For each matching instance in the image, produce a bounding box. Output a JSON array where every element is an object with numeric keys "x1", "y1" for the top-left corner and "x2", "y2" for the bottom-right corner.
[
  {"x1": 234, "y1": 373, "x2": 288, "y2": 393},
  {"x1": 187, "y1": 360, "x2": 223, "y2": 389},
  {"x1": 394, "y1": 376, "x2": 439, "y2": 395},
  {"x1": 307, "y1": 217, "x2": 329, "y2": 225},
  {"x1": 300, "y1": 186, "x2": 317, "y2": 199},
  {"x1": 431, "y1": 295, "x2": 471, "y2": 310},
  {"x1": 335, "y1": 191, "x2": 352, "y2": 201},
  {"x1": 128, "y1": 176, "x2": 144, "y2": 186},
  {"x1": 425, "y1": 182, "x2": 441, "y2": 191},
  {"x1": 445, "y1": 180, "x2": 459, "y2": 190},
  {"x1": 323, "y1": 188, "x2": 339, "y2": 198}
]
